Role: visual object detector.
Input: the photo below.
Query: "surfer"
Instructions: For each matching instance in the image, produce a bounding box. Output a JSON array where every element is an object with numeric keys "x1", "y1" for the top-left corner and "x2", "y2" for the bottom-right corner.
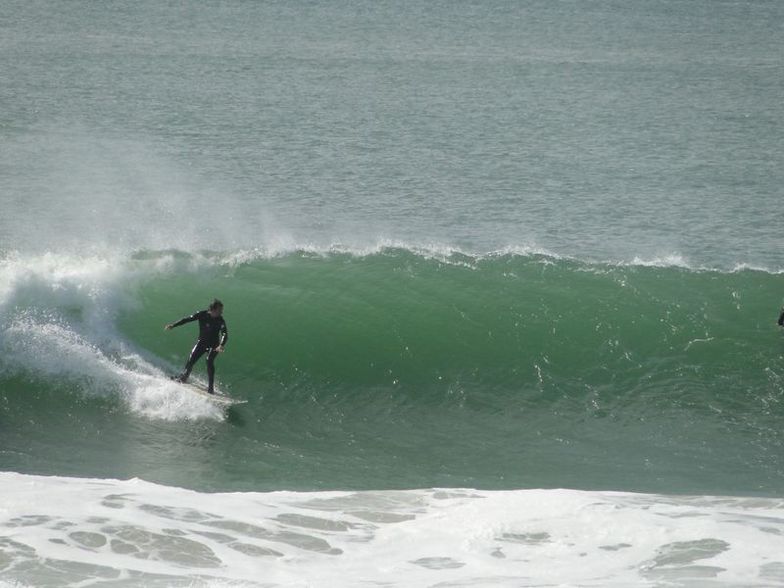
[{"x1": 165, "y1": 299, "x2": 228, "y2": 394}]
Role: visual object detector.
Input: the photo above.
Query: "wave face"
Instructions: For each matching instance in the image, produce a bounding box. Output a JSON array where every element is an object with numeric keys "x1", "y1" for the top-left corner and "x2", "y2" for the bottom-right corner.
[{"x1": 1, "y1": 248, "x2": 784, "y2": 495}]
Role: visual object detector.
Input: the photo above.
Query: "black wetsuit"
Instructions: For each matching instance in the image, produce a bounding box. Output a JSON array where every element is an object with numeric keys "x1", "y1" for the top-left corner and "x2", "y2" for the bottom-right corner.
[{"x1": 170, "y1": 310, "x2": 228, "y2": 392}]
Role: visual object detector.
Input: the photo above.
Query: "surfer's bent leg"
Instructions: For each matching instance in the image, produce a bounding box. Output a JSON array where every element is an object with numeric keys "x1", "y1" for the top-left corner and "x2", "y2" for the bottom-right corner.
[
  {"x1": 178, "y1": 341, "x2": 208, "y2": 383},
  {"x1": 206, "y1": 349, "x2": 219, "y2": 394}
]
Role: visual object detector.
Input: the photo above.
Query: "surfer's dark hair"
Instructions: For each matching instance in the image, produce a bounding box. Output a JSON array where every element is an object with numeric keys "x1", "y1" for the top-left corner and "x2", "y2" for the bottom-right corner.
[{"x1": 209, "y1": 299, "x2": 224, "y2": 310}]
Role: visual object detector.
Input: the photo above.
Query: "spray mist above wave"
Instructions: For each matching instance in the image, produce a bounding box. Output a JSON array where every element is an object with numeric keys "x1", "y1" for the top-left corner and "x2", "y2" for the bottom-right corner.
[
  {"x1": 3, "y1": 122, "x2": 780, "y2": 272},
  {"x1": 4, "y1": 127, "x2": 780, "y2": 272},
  {"x1": 4, "y1": 119, "x2": 782, "y2": 271},
  {"x1": 1, "y1": 126, "x2": 293, "y2": 255}
]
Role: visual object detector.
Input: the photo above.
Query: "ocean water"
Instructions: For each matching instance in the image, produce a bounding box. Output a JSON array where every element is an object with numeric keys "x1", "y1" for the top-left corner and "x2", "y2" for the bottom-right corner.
[{"x1": 1, "y1": 0, "x2": 783, "y2": 586}]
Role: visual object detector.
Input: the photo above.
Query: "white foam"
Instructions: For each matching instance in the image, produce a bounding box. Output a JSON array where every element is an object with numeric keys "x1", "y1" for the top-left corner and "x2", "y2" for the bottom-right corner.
[
  {"x1": 190, "y1": 242, "x2": 784, "y2": 275},
  {"x1": 0, "y1": 252, "x2": 224, "y2": 421},
  {"x1": 731, "y1": 262, "x2": 784, "y2": 275},
  {"x1": 0, "y1": 473, "x2": 782, "y2": 587},
  {"x1": 209, "y1": 240, "x2": 566, "y2": 269},
  {"x1": 628, "y1": 253, "x2": 693, "y2": 269}
]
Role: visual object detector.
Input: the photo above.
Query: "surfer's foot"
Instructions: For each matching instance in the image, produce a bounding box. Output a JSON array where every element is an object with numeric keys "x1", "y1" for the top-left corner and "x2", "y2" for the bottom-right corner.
[
  {"x1": 171, "y1": 374, "x2": 188, "y2": 383},
  {"x1": 207, "y1": 388, "x2": 215, "y2": 395}
]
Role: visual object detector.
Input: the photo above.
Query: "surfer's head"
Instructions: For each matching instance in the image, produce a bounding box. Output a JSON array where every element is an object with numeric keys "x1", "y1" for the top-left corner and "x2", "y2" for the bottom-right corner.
[{"x1": 208, "y1": 299, "x2": 224, "y2": 317}]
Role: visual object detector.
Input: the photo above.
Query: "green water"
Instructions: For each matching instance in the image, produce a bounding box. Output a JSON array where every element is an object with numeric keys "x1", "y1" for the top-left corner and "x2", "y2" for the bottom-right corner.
[{"x1": 2, "y1": 251, "x2": 783, "y2": 495}]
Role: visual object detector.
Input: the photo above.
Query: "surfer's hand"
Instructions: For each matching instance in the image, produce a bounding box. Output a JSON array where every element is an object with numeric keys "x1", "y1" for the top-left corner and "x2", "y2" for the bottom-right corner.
[
  {"x1": 216, "y1": 345, "x2": 225, "y2": 353},
  {"x1": 164, "y1": 324, "x2": 173, "y2": 331}
]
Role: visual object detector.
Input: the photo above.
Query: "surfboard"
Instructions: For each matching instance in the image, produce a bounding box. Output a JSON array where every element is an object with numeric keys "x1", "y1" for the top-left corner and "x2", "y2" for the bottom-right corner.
[{"x1": 173, "y1": 378, "x2": 247, "y2": 406}]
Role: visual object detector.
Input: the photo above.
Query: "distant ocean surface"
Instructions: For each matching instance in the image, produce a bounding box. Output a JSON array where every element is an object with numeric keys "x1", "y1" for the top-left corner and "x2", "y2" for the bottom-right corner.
[{"x1": 1, "y1": 1, "x2": 783, "y2": 586}]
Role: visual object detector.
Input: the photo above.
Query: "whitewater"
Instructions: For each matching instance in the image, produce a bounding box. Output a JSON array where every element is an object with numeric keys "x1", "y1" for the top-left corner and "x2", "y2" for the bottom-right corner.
[{"x1": 3, "y1": 472, "x2": 784, "y2": 587}]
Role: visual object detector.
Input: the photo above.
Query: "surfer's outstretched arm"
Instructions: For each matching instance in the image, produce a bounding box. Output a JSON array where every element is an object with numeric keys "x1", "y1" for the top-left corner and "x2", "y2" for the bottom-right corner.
[{"x1": 164, "y1": 311, "x2": 202, "y2": 331}]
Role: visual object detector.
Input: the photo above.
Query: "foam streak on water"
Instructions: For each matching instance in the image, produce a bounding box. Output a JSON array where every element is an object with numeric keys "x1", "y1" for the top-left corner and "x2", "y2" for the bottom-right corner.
[{"x1": 0, "y1": 473, "x2": 782, "y2": 587}]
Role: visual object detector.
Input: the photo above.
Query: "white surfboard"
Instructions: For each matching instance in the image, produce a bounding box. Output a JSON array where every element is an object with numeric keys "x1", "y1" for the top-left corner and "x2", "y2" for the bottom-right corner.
[{"x1": 175, "y1": 379, "x2": 247, "y2": 406}]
